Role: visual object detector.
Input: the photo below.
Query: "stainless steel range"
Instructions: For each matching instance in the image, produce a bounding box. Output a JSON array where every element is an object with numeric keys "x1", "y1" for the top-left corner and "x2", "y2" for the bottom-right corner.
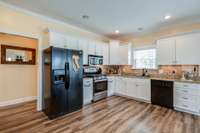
[{"x1": 83, "y1": 66, "x2": 108, "y2": 102}]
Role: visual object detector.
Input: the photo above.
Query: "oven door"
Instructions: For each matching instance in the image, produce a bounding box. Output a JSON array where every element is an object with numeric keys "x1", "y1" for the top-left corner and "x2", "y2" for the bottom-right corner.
[
  {"x1": 94, "y1": 80, "x2": 108, "y2": 93},
  {"x1": 93, "y1": 80, "x2": 108, "y2": 101}
]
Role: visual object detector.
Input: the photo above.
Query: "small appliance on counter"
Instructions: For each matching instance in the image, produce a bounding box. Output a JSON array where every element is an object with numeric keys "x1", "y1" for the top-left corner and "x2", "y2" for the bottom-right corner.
[
  {"x1": 84, "y1": 66, "x2": 108, "y2": 102},
  {"x1": 42, "y1": 46, "x2": 83, "y2": 119}
]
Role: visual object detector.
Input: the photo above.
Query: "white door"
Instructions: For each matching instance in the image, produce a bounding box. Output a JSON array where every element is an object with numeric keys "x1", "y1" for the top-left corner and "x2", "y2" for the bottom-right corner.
[
  {"x1": 118, "y1": 44, "x2": 129, "y2": 65},
  {"x1": 88, "y1": 41, "x2": 96, "y2": 55},
  {"x1": 66, "y1": 36, "x2": 79, "y2": 50},
  {"x1": 83, "y1": 78, "x2": 93, "y2": 105},
  {"x1": 109, "y1": 41, "x2": 120, "y2": 65},
  {"x1": 115, "y1": 77, "x2": 127, "y2": 95},
  {"x1": 102, "y1": 43, "x2": 109, "y2": 65},
  {"x1": 176, "y1": 33, "x2": 200, "y2": 65},
  {"x1": 126, "y1": 78, "x2": 138, "y2": 98},
  {"x1": 78, "y1": 39, "x2": 88, "y2": 65},
  {"x1": 95, "y1": 42, "x2": 103, "y2": 56},
  {"x1": 108, "y1": 76, "x2": 115, "y2": 96},
  {"x1": 48, "y1": 31, "x2": 67, "y2": 48},
  {"x1": 157, "y1": 38, "x2": 176, "y2": 65},
  {"x1": 137, "y1": 79, "x2": 151, "y2": 101}
]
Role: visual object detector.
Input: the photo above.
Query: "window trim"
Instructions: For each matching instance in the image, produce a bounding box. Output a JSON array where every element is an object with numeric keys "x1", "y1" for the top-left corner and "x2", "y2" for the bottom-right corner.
[{"x1": 132, "y1": 45, "x2": 157, "y2": 69}]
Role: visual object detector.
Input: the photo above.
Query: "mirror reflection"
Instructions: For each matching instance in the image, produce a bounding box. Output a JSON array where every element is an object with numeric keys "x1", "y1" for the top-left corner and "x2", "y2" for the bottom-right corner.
[{"x1": 6, "y1": 49, "x2": 33, "y2": 62}]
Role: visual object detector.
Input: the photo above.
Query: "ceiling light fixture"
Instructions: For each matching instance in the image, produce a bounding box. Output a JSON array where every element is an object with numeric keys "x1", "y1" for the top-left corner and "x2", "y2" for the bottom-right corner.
[
  {"x1": 164, "y1": 15, "x2": 171, "y2": 20},
  {"x1": 115, "y1": 30, "x2": 119, "y2": 34}
]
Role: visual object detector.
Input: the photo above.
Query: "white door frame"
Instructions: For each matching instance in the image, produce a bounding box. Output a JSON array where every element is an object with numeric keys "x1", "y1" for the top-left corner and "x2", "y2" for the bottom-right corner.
[{"x1": 0, "y1": 28, "x2": 43, "y2": 111}]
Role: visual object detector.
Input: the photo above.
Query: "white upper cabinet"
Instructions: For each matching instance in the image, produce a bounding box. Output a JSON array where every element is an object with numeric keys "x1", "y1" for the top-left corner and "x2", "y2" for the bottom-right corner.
[
  {"x1": 175, "y1": 33, "x2": 200, "y2": 65},
  {"x1": 48, "y1": 31, "x2": 66, "y2": 47},
  {"x1": 65, "y1": 36, "x2": 79, "y2": 50},
  {"x1": 157, "y1": 32, "x2": 200, "y2": 65},
  {"x1": 109, "y1": 40, "x2": 120, "y2": 65},
  {"x1": 157, "y1": 37, "x2": 176, "y2": 65},
  {"x1": 102, "y1": 43, "x2": 109, "y2": 65},
  {"x1": 95, "y1": 42, "x2": 103, "y2": 56},
  {"x1": 87, "y1": 41, "x2": 96, "y2": 55},
  {"x1": 47, "y1": 30, "x2": 110, "y2": 65},
  {"x1": 109, "y1": 40, "x2": 130, "y2": 65},
  {"x1": 78, "y1": 39, "x2": 89, "y2": 65},
  {"x1": 119, "y1": 43, "x2": 129, "y2": 65}
]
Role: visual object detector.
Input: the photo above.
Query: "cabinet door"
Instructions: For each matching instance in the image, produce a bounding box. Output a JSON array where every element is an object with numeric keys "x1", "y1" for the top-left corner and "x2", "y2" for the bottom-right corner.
[
  {"x1": 66, "y1": 36, "x2": 79, "y2": 50},
  {"x1": 102, "y1": 43, "x2": 109, "y2": 65},
  {"x1": 88, "y1": 41, "x2": 96, "y2": 55},
  {"x1": 48, "y1": 31, "x2": 66, "y2": 47},
  {"x1": 176, "y1": 33, "x2": 200, "y2": 65},
  {"x1": 109, "y1": 41, "x2": 119, "y2": 65},
  {"x1": 118, "y1": 44, "x2": 129, "y2": 65},
  {"x1": 137, "y1": 79, "x2": 151, "y2": 101},
  {"x1": 83, "y1": 78, "x2": 93, "y2": 105},
  {"x1": 115, "y1": 77, "x2": 127, "y2": 95},
  {"x1": 78, "y1": 39, "x2": 88, "y2": 65},
  {"x1": 108, "y1": 77, "x2": 115, "y2": 96},
  {"x1": 95, "y1": 42, "x2": 103, "y2": 56},
  {"x1": 126, "y1": 78, "x2": 138, "y2": 98},
  {"x1": 157, "y1": 38, "x2": 176, "y2": 65}
]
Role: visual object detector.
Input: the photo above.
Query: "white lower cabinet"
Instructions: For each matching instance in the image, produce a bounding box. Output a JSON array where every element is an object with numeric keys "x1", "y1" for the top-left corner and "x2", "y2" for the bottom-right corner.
[
  {"x1": 136, "y1": 79, "x2": 151, "y2": 101},
  {"x1": 174, "y1": 82, "x2": 200, "y2": 115},
  {"x1": 115, "y1": 77, "x2": 127, "y2": 95},
  {"x1": 107, "y1": 76, "x2": 115, "y2": 96},
  {"x1": 83, "y1": 78, "x2": 93, "y2": 105},
  {"x1": 126, "y1": 78, "x2": 138, "y2": 98},
  {"x1": 113, "y1": 76, "x2": 151, "y2": 102}
]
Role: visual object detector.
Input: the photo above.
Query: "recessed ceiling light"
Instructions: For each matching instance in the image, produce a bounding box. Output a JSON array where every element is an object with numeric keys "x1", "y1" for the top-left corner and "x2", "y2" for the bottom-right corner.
[
  {"x1": 164, "y1": 15, "x2": 171, "y2": 20},
  {"x1": 115, "y1": 30, "x2": 119, "y2": 34}
]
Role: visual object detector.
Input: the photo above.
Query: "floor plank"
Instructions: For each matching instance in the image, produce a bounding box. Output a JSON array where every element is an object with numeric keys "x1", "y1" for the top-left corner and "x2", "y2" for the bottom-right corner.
[{"x1": 0, "y1": 96, "x2": 200, "y2": 133}]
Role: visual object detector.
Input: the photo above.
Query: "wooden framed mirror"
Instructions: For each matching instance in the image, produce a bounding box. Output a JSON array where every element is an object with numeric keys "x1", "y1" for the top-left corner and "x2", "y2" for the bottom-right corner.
[{"x1": 1, "y1": 44, "x2": 36, "y2": 65}]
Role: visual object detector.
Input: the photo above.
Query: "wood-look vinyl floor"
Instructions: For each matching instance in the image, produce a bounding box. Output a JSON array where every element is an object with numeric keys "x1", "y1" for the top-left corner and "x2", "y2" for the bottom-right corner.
[{"x1": 0, "y1": 96, "x2": 200, "y2": 133}]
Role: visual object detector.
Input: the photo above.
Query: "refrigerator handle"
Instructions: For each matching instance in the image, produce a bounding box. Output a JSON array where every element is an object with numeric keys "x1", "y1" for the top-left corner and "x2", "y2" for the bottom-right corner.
[{"x1": 65, "y1": 62, "x2": 70, "y2": 89}]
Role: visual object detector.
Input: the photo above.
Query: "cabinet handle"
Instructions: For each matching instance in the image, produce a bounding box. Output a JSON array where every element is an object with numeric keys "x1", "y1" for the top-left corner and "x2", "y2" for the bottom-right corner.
[
  {"x1": 84, "y1": 84, "x2": 91, "y2": 87},
  {"x1": 182, "y1": 104, "x2": 188, "y2": 108},
  {"x1": 182, "y1": 97, "x2": 188, "y2": 100},
  {"x1": 183, "y1": 85, "x2": 189, "y2": 87},
  {"x1": 183, "y1": 90, "x2": 188, "y2": 93}
]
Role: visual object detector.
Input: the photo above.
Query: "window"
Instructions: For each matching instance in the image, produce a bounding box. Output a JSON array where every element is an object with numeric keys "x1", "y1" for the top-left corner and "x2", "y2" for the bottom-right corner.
[{"x1": 133, "y1": 48, "x2": 156, "y2": 69}]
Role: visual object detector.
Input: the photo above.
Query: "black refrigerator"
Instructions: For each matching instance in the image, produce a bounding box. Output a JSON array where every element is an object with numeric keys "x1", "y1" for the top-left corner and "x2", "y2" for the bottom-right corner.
[{"x1": 42, "y1": 46, "x2": 83, "y2": 119}]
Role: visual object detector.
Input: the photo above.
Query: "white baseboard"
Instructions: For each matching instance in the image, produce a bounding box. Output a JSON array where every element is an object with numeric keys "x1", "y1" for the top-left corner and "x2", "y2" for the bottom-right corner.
[{"x1": 0, "y1": 96, "x2": 37, "y2": 107}]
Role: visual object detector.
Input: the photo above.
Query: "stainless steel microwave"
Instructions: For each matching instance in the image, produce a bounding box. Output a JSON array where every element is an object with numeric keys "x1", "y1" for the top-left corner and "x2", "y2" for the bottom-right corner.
[{"x1": 88, "y1": 55, "x2": 103, "y2": 66}]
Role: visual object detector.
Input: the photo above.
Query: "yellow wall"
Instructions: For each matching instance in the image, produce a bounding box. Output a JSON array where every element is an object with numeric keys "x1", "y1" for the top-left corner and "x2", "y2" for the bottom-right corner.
[
  {"x1": 0, "y1": 3, "x2": 108, "y2": 103},
  {"x1": 0, "y1": 33, "x2": 38, "y2": 102}
]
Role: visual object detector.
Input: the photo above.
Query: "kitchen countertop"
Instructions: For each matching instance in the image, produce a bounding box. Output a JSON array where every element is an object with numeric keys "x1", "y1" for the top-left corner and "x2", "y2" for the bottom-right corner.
[{"x1": 107, "y1": 74, "x2": 200, "y2": 84}]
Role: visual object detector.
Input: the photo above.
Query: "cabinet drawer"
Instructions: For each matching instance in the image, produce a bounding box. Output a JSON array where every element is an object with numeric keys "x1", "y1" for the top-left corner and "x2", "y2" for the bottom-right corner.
[
  {"x1": 175, "y1": 82, "x2": 195, "y2": 88},
  {"x1": 174, "y1": 91, "x2": 197, "y2": 103},
  {"x1": 175, "y1": 87, "x2": 198, "y2": 96},
  {"x1": 174, "y1": 99, "x2": 198, "y2": 112}
]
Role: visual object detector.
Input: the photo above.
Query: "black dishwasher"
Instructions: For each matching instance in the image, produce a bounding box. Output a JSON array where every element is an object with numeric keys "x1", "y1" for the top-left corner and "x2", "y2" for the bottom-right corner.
[{"x1": 151, "y1": 79, "x2": 174, "y2": 109}]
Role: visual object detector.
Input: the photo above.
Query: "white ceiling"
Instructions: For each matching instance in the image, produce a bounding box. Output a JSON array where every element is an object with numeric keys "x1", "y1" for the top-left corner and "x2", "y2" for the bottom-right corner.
[{"x1": 1, "y1": 0, "x2": 200, "y2": 38}]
